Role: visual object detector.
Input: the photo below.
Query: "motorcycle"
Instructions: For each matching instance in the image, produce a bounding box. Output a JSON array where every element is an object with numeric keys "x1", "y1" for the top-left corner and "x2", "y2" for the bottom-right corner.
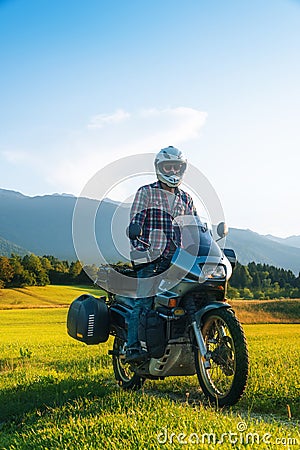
[{"x1": 67, "y1": 220, "x2": 249, "y2": 406}]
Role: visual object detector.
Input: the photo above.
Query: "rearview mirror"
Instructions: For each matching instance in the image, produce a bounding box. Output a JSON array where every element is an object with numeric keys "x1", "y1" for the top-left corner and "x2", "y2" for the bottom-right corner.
[{"x1": 217, "y1": 222, "x2": 228, "y2": 239}]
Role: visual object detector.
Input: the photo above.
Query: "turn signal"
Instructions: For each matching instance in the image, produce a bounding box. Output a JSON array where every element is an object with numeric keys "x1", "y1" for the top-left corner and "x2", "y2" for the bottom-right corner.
[{"x1": 168, "y1": 298, "x2": 177, "y2": 308}]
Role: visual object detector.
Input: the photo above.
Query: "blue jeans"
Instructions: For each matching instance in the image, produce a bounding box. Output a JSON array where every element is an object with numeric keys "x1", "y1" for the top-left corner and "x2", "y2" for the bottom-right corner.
[{"x1": 127, "y1": 254, "x2": 174, "y2": 348}]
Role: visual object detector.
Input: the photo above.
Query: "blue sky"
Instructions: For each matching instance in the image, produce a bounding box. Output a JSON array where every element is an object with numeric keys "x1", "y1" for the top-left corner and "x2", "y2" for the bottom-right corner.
[{"x1": 0, "y1": 0, "x2": 299, "y2": 237}]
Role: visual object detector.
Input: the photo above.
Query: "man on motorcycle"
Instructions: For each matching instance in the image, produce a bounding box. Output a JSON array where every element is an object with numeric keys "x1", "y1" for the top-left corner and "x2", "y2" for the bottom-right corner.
[{"x1": 126, "y1": 146, "x2": 198, "y2": 362}]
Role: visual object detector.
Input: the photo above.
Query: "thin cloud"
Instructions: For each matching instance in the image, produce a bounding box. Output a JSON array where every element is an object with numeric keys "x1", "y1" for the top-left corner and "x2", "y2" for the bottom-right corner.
[
  {"x1": 3, "y1": 106, "x2": 207, "y2": 195},
  {"x1": 138, "y1": 107, "x2": 207, "y2": 145},
  {"x1": 88, "y1": 109, "x2": 131, "y2": 129},
  {"x1": 47, "y1": 106, "x2": 208, "y2": 193}
]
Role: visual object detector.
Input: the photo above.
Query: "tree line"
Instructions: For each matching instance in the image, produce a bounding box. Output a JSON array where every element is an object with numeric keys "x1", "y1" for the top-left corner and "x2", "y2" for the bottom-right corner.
[
  {"x1": 0, "y1": 254, "x2": 299, "y2": 299},
  {"x1": 228, "y1": 261, "x2": 300, "y2": 299},
  {"x1": 0, "y1": 254, "x2": 97, "y2": 289}
]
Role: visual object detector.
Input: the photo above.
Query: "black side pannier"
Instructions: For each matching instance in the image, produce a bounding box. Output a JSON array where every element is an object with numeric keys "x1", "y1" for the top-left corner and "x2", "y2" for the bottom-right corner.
[
  {"x1": 138, "y1": 309, "x2": 167, "y2": 358},
  {"x1": 67, "y1": 294, "x2": 110, "y2": 345}
]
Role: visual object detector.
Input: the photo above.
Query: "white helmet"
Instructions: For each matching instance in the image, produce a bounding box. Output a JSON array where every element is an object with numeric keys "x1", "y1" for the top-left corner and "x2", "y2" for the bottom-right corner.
[{"x1": 155, "y1": 146, "x2": 187, "y2": 188}]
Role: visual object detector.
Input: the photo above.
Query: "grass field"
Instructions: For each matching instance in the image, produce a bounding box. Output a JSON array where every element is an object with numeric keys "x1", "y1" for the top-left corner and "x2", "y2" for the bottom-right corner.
[
  {"x1": 230, "y1": 299, "x2": 300, "y2": 324},
  {"x1": 0, "y1": 285, "x2": 106, "y2": 310},
  {"x1": 1, "y1": 285, "x2": 300, "y2": 324},
  {"x1": 0, "y1": 300, "x2": 299, "y2": 449}
]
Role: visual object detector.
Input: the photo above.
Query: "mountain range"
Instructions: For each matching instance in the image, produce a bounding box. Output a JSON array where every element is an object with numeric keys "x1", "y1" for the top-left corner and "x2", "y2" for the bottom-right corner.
[
  {"x1": 0, "y1": 188, "x2": 299, "y2": 275},
  {"x1": 264, "y1": 234, "x2": 300, "y2": 249},
  {"x1": 225, "y1": 229, "x2": 300, "y2": 275},
  {"x1": 0, "y1": 236, "x2": 29, "y2": 258}
]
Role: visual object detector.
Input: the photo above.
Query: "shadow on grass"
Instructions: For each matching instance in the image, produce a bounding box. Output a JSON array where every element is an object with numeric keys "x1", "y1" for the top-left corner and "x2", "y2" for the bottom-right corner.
[
  {"x1": 1, "y1": 362, "x2": 298, "y2": 427},
  {"x1": 0, "y1": 373, "x2": 118, "y2": 424},
  {"x1": 0, "y1": 365, "x2": 232, "y2": 427}
]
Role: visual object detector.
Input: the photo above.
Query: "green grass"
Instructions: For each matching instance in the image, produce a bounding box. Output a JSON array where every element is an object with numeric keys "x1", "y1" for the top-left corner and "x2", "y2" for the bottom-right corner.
[
  {"x1": 0, "y1": 285, "x2": 106, "y2": 309},
  {"x1": 1, "y1": 285, "x2": 299, "y2": 326},
  {"x1": 230, "y1": 299, "x2": 300, "y2": 324},
  {"x1": 0, "y1": 309, "x2": 299, "y2": 449}
]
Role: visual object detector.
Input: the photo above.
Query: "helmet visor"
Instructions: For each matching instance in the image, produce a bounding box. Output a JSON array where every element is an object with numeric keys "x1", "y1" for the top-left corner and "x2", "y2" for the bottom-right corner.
[{"x1": 160, "y1": 162, "x2": 184, "y2": 175}]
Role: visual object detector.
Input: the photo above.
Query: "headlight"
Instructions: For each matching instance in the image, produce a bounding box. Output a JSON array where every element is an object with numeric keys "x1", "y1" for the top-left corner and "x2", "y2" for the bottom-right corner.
[{"x1": 200, "y1": 264, "x2": 226, "y2": 279}]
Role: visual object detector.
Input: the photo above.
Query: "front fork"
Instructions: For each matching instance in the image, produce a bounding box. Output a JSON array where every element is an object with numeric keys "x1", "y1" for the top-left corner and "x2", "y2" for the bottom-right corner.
[{"x1": 191, "y1": 318, "x2": 211, "y2": 369}]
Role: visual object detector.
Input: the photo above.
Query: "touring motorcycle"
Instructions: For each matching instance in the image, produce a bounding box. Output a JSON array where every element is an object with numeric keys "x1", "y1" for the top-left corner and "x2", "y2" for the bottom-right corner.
[{"x1": 67, "y1": 221, "x2": 249, "y2": 406}]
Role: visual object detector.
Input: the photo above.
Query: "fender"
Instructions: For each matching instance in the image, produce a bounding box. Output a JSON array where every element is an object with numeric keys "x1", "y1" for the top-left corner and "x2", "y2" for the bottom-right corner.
[{"x1": 194, "y1": 301, "x2": 231, "y2": 324}]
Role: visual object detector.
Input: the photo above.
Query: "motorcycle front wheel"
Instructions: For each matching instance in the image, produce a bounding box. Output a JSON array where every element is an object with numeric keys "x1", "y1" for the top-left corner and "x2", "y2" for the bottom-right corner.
[
  {"x1": 112, "y1": 336, "x2": 145, "y2": 390},
  {"x1": 195, "y1": 308, "x2": 249, "y2": 406}
]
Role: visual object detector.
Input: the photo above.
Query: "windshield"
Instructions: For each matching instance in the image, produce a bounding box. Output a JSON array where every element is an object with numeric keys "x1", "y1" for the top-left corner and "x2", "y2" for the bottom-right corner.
[{"x1": 174, "y1": 215, "x2": 222, "y2": 258}]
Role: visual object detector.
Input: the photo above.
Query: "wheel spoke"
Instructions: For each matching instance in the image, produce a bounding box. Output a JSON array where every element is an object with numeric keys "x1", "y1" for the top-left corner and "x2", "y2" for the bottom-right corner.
[
  {"x1": 112, "y1": 337, "x2": 145, "y2": 390},
  {"x1": 195, "y1": 309, "x2": 249, "y2": 406},
  {"x1": 201, "y1": 316, "x2": 236, "y2": 396}
]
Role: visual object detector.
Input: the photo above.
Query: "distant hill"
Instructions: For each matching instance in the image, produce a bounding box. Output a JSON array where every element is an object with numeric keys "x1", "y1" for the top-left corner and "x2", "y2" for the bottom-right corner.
[
  {"x1": 0, "y1": 236, "x2": 30, "y2": 257},
  {"x1": 0, "y1": 188, "x2": 27, "y2": 199},
  {"x1": 0, "y1": 188, "x2": 299, "y2": 274},
  {"x1": 225, "y1": 228, "x2": 300, "y2": 275},
  {"x1": 0, "y1": 188, "x2": 126, "y2": 262},
  {"x1": 265, "y1": 234, "x2": 300, "y2": 249},
  {"x1": 0, "y1": 189, "x2": 77, "y2": 260}
]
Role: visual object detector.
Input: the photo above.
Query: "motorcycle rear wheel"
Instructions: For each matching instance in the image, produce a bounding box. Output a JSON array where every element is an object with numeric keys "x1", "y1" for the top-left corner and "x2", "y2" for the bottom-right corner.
[
  {"x1": 195, "y1": 308, "x2": 249, "y2": 406},
  {"x1": 112, "y1": 336, "x2": 145, "y2": 390}
]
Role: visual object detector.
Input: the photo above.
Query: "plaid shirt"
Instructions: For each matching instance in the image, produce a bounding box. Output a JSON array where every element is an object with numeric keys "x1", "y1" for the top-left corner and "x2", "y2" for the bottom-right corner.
[{"x1": 130, "y1": 181, "x2": 197, "y2": 257}]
